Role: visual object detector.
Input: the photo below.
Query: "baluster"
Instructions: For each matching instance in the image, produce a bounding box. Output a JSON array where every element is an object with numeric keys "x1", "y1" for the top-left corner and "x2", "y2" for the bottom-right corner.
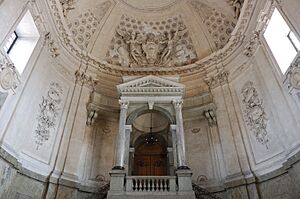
[
  {"x1": 145, "y1": 179, "x2": 148, "y2": 191},
  {"x1": 137, "y1": 179, "x2": 140, "y2": 191},
  {"x1": 142, "y1": 179, "x2": 145, "y2": 191},
  {"x1": 162, "y1": 179, "x2": 165, "y2": 191},
  {"x1": 154, "y1": 179, "x2": 157, "y2": 191},
  {"x1": 166, "y1": 179, "x2": 170, "y2": 191},
  {"x1": 149, "y1": 178, "x2": 152, "y2": 191},
  {"x1": 158, "y1": 179, "x2": 161, "y2": 191}
]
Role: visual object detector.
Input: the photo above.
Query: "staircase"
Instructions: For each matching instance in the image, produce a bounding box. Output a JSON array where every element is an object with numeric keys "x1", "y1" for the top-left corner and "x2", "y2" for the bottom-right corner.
[{"x1": 192, "y1": 183, "x2": 222, "y2": 199}]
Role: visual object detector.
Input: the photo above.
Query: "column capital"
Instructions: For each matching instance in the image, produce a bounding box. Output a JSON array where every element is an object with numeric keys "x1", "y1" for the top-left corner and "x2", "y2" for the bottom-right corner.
[
  {"x1": 119, "y1": 99, "x2": 129, "y2": 109},
  {"x1": 172, "y1": 99, "x2": 183, "y2": 110}
]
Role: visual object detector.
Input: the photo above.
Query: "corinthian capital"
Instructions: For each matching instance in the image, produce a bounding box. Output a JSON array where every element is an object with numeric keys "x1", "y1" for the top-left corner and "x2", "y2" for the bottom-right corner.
[
  {"x1": 172, "y1": 99, "x2": 183, "y2": 110},
  {"x1": 119, "y1": 100, "x2": 129, "y2": 109}
]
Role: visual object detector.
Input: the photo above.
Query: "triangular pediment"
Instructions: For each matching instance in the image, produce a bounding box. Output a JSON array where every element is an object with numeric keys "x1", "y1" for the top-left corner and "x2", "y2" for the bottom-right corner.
[{"x1": 117, "y1": 75, "x2": 185, "y2": 96}]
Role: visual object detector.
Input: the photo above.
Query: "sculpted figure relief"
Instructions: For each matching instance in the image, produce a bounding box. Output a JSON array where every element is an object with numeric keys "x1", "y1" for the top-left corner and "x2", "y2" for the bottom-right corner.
[
  {"x1": 228, "y1": 0, "x2": 244, "y2": 19},
  {"x1": 106, "y1": 15, "x2": 197, "y2": 68}
]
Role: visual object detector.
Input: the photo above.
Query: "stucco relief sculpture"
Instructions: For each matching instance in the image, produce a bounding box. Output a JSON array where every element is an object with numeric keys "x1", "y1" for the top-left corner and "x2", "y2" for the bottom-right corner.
[
  {"x1": 286, "y1": 57, "x2": 300, "y2": 93},
  {"x1": 59, "y1": 0, "x2": 75, "y2": 17},
  {"x1": 0, "y1": 52, "x2": 20, "y2": 93},
  {"x1": 35, "y1": 82, "x2": 63, "y2": 149},
  {"x1": 228, "y1": 0, "x2": 244, "y2": 19},
  {"x1": 241, "y1": 81, "x2": 269, "y2": 148},
  {"x1": 106, "y1": 15, "x2": 197, "y2": 67}
]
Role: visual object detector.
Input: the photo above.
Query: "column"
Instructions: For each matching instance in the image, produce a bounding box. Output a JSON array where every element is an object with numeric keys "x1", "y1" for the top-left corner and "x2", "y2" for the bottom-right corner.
[
  {"x1": 113, "y1": 100, "x2": 129, "y2": 170},
  {"x1": 172, "y1": 99, "x2": 189, "y2": 169}
]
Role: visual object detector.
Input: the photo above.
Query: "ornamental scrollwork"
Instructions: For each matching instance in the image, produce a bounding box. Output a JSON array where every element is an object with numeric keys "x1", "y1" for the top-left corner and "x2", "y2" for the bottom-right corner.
[
  {"x1": 241, "y1": 81, "x2": 269, "y2": 148},
  {"x1": 0, "y1": 52, "x2": 21, "y2": 93},
  {"x1": 285, "y1": 57, "x2": 300, "y2": 93},
  {"x1": 35, "y1": 82, "x2": 63, "y2": 149}
]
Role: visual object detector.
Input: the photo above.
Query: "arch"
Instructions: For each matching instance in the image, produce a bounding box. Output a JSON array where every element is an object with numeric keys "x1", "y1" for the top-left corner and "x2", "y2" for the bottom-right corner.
[{"x1": 126, "y1": 105, "x2": 175, "y2": 125}]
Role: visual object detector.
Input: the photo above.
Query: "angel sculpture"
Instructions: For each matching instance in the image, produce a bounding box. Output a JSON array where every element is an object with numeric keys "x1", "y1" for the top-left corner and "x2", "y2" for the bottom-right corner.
[
  {"x1": 117, "y1": 29, "x2": 144, "y2": 67},
  {"x1": 160, "y1": 26, "x2": 187, "y2": 65}
]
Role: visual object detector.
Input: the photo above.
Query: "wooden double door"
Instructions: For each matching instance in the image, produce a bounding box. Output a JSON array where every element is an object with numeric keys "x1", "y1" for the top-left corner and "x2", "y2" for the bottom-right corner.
[{"x1": 134, "y1": 142, "x2": 167, "y2": 176}]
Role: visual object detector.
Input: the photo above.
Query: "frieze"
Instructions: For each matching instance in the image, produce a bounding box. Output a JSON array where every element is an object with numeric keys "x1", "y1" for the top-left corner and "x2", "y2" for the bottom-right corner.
[
  {"x1": 241, "y1": 81, "x2": 269, "y2": 148},
  {"x1": 35, "y1": 82, "x2": 63, "y2": 149},
  {"x1": 46, "y1": 0, "x2": 256, "y2": 75}
]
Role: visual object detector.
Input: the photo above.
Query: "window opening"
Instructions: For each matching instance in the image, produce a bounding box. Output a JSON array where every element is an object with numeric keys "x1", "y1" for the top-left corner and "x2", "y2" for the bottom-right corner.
[{"x1": 263, "y1": 8, "x2": 300, "y2": 74}]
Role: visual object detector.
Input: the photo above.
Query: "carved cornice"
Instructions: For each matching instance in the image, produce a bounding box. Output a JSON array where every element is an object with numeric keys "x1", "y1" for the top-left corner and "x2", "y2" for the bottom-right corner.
[
  {"x1": 45, "y1": 0, "x2": 257, "y2": 75},
  {"x1": 117, "y1": 75, "x2": 185, "y2": 96}
]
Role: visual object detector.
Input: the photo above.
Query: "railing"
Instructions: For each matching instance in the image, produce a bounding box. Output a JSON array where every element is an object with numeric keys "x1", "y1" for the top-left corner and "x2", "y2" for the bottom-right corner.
[
  {"x1": 126, "y1": 176, "x2": 176, "y2": 192},
  {"x1": 192, "y1": 183, "x2": 222, "y2": 199}
]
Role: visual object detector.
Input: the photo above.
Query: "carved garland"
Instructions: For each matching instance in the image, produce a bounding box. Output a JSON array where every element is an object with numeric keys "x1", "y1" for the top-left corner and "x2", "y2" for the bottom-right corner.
[
  {"x1": 35, "y1": 82, "x2": 63, "y2": 149},
  {"x1": 241, "y1": 81, "x2": 269, "y2": 148},
  {"x1": 45, "y1": 0, "x2": 256, "y2": 75}
]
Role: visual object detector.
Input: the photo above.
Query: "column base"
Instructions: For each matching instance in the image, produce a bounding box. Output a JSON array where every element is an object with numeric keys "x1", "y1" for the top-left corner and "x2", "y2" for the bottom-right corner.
[
  {"x1": 177, "y1": 166, "x2": 190, "y2": 170},
  {"x1": 176, "y1": 169, "x2": 195, "y2": 198},
  {"x1": 112, "y1": 166, "x2": 125, "y2": 170}
]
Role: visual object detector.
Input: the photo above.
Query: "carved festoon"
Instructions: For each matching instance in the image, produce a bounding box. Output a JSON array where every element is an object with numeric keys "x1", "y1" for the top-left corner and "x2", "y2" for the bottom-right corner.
[
  {"x1": 241, "y1": 81, "x2": 269, "y2": 148},
  {"x1": 35, "y1": 82, "x2": 63, "y2": 149}
]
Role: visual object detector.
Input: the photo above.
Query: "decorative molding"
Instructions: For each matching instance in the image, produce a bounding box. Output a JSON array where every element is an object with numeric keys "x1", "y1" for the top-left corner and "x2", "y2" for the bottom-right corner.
[
  {"x1": 191, "y1": 128, "x2": 201, "y2": 134},
  {"x1": 191, "y1": 0, "x2": 237, "y2": 49},
  {"x1": 117, "y1": 75, "x2": 185, "y2": 96},
  {"x1": 243, "y1": 31, "x2": 260, "y2": 57},
  {"x1": 74, "y1": 70, "x2": 98, "y2": 89},
  {"x1": 285, "y1": 57, "x2": 300, "y2": 93},
  {"x1": 67, "y1": 1, "x2": 111, "y2": 50},
  {"x1": 46, "y1": 0, "x2": 256, "y2": 75},
  {"x1": 44, "y1": 32, "x2": 59, "y2": 58},
  {"x1": 0, "y1": 52, "x2": 21, "y2": 93},
  {"x1": 228, "y1": 0, "x2": 244, "y2": 19},
  {"x1": 59, "y1": 0, "x2": 75, "y2": 17},
  {"x1": 119, "y1": 100, "x2": 129, "y2": 109},
  {"x1": 35, "y1": 82, "x2": 63, "y2": 150},
  {"x1": 241, "y1": 81, "x2": 269, "y2": 148},
  {"x1": 106, "y1": 15, "x2": 197, "y2": 67},
  {"x1": 204, "y1": 109, "x2": 217, "y2": 126},
  {"x1": 172, "y1": 99, "x2": 183, "y2": 110},
  {"x1": 205, "y1": 69, "x2": 229, "y2": 89}
]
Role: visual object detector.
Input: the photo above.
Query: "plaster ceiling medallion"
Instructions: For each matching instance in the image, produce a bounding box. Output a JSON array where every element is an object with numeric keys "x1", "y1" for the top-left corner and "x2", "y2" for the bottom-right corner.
[{"x1": 119, "y1": 0, "x2": 181, "y2": 11}]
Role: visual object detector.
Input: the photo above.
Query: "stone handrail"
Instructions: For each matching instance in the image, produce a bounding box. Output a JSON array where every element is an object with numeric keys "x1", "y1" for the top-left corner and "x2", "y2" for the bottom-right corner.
[
  {"x1": 126, "y1": 176, "x2": 176, "y2": 192},
  {"x1": 192, "y1": 183, "x2": 222, "y2": 199}
]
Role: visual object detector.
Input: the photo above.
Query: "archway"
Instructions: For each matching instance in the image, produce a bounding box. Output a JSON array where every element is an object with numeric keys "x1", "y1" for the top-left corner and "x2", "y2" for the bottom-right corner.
[{"x1": 133, "y1": 134, "x2": 167, "y2": 176}]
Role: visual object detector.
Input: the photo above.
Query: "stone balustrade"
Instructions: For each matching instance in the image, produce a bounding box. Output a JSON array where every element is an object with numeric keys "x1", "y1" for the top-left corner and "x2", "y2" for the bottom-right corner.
[{"x1": 126, "y1": 176, "x2": 177, "y2": 192}]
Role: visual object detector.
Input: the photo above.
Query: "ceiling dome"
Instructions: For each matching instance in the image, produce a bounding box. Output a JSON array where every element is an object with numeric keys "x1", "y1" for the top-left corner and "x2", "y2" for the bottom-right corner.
[
  {"x1": 53, "y1": 0, "x2": 245, "y2": 73},
  {"x1": 119, "y1": 0, "x2": 180, "y2": 11}
]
